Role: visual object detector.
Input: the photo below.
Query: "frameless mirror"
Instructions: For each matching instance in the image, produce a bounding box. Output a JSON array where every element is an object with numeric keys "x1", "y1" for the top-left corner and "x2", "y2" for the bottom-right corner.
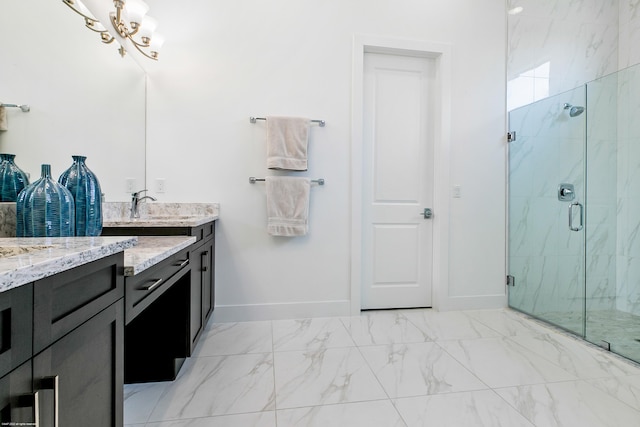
[{"x1": 0, "y1": 0, "x2": 146, "y2": 202}]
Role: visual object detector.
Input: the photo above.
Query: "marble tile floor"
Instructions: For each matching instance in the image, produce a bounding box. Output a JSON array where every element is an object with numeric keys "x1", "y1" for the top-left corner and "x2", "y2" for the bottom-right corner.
[{"x1": 124, "y1": 308, "x2": 640, "y2": 427}]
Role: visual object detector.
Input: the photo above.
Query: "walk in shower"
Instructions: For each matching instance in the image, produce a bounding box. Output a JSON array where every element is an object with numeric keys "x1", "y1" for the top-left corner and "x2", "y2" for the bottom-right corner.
[{"x1": 508, "y1": 63, "x2": 640, "y2": 364}]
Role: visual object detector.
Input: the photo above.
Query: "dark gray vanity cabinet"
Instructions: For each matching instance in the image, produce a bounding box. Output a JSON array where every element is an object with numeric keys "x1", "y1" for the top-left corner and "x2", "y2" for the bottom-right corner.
[
  {"x1": 189, "y1": 227, "x2": 215, "y2": 351},
  {"x1": 0, "y1": 283, "x2": 34, "y2": 426},
  {"x1": 0, "y1": 253, "x2": 125, "y2": 427},
  {"x1": 103, "y1": 220, "x2": 216, "y2": 355},
  {"x1": 124, "y1": 246, "x2": 191, "y2": 383}
]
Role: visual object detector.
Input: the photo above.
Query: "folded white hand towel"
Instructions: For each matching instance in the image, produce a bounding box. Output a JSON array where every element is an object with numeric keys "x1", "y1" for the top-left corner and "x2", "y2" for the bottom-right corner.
[
  {"x1": 266, "y1": 176, "x2": 311, "y2": 236},
  {"x1": 0, "y1": 106, "x2": 7, "y2": 131},
  {"x1": 266, "y1": 116, "x2": 310, "y2": 171}
]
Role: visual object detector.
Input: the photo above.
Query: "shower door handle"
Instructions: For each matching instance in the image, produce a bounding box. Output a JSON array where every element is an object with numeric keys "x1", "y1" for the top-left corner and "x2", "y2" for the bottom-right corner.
[{"x1": 569, "y1": 201, "x2": 584, "y2": 232}]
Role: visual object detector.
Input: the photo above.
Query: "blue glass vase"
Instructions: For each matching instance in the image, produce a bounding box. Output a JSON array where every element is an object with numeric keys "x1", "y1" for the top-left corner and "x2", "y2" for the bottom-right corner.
[
  {"x1": 0, "y1": 153, "x2": 29, "y2": 202},
  {"x1": 58, "y1": 155, "x2": 103, "y2": 236},
  {"x1": 17, "y1": 164, "x2": 75, "y2": 237}
]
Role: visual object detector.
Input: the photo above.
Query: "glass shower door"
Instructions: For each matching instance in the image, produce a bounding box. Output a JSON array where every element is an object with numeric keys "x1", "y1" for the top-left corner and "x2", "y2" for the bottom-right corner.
[
  {"x1": 585, "y1": 66, "x2": 640, "y2": 362},
  {"x1": 508, "y1": 87, "x2": 587, "y2": 336}
]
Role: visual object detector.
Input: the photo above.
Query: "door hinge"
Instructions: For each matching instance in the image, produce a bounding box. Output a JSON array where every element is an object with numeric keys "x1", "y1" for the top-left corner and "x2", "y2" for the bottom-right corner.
[
  {"x1": 507, "y1": 131, "x2": 516, "y2": 142},
  {"x1": 599, "y1": 340, "x2": 611, "y2": 351},
  {"x1": 506, "y1": 275, "x2": 515, "y2": 287}
]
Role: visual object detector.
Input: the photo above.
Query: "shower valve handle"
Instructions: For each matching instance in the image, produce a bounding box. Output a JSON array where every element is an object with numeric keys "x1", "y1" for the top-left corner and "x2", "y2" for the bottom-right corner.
[{"x1": 560, "y1": 188, "x2": 573, "y2": 198}]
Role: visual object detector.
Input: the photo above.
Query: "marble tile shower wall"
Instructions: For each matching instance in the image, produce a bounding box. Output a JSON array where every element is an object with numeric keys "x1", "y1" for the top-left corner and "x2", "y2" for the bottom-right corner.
[
  {"x1": 509, "y1": 86, "x2": 590, "y2": 317},
  {"x1": 508, "y1": 0, "x2": 620, "y2": 106},
  {"x1": 509, "y1": 0, "x2": 640, "y2": 319},
  {"x1": 585, "y1": 73, "x2": 618, "y2": 312},
  {"x1": 616, "y1": 65, "x2": 640, "y2": 316}
]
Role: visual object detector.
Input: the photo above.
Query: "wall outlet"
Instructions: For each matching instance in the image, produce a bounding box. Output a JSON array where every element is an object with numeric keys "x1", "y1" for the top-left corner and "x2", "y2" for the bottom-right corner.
[
  {"x1": 453, "y1": 185, "x2": 462, "y2": 198},
  {"x1": 156, "y1": 178, "x2": 166, "y2": 193},
  {"x1": 125, "y1": 178, "x2": 136, "y2": 193}
]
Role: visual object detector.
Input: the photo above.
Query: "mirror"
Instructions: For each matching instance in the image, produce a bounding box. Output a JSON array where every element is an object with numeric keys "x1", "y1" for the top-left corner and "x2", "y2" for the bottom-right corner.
[{"x1": 0, "y1": 0, "x2": 146, "y2": 202}]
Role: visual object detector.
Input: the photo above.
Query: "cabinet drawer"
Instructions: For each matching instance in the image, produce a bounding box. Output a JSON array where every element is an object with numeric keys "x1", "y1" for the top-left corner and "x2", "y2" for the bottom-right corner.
[
  {"x1": 192, "y1": 222, "x2": 214, "y2": 244},
  {"x1": 33, "y1": 253, "x2": 124, "y2": 355},
  {"x1": 125, "y1": 247, "x2": 190, "y2": 324},
  {"x1": 0, "y1": 285, "x2": 32, "y2": 379}
]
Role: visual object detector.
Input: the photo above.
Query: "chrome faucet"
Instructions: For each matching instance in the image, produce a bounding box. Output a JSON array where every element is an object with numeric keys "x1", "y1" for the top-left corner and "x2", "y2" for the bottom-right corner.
[{"x1": 130, "y1": 189, "x2": 157, "y2": 219}]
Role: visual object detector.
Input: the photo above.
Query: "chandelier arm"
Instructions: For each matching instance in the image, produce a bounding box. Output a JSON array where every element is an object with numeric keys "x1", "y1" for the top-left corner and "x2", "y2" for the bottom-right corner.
[
  {"x1": 129, "y1": 40, "x2": 158, "y2": 60},
  {"x1": 84, "y1": 19, "x2": 105, "y2": 33},
  {"x1": 127, "y1": 35, "x2": 151, "y2": 49},
  {"x1": 100, "y1": 33, "x2": 115, "y2": 44},
  {"x1": 62, "y1": 0, "x2": 94, "y2": 21}
]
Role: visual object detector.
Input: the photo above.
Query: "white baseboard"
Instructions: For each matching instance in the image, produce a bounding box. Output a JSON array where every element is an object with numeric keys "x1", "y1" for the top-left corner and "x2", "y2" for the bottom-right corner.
[
  {"x1": 436, "y1": 294, "x2": 507, "y2": 311},
  {"x1": 211, "y1": 300, "x2": 352, "y2": 322}
]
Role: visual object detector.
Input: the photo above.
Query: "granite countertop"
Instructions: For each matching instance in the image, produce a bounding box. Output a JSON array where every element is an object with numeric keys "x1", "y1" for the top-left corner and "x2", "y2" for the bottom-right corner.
[
  {"x1": 104, "y1": 215, "x2": 217, "y2": 228},
  {"x1": 124, "y1": 235, "x2": 196, "y2": 276},
  {"x1": 0, "y1": 236, "x2": 137, "y2": 292},
  {"x1": 102, "y1": 202, "x2": 219, "y2": 228}
]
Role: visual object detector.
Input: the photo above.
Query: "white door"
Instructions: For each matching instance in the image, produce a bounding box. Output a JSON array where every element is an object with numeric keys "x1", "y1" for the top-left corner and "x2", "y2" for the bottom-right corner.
[{"x1": 361, "y1": 52, "x2": 434, "y2": 309}]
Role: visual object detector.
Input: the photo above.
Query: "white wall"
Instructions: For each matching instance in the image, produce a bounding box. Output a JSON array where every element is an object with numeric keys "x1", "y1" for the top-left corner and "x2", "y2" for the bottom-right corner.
[
  {"x1": 146, "y1": 0, "x2": 507, "y2": 320},
  {"x1": 0, "y1": 0, "x2": 146, "y2": 202}
]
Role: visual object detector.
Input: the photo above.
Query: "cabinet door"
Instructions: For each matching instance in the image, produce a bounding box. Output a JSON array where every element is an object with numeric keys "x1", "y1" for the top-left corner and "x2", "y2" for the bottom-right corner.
[
  {"x1": 201, "y1": 238, "x2": 215, "y2": 323},
  {"x1": 33, "y1": 301, "x2": 124, "y2": 427},
  {"x1": 189, "y1": 244, "x2": 204, "y2": 351},
  {"x1": 0, "y1": 284, "x2": 32, "y2": 379},
  {"x1": 0, "y1": 361, "x2": 34, "y2": 425}
]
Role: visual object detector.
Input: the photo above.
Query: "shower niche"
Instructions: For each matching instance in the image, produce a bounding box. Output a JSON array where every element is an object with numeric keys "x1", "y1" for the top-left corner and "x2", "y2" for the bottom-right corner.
[{"x1": 508, "y1": 64, "x2": 640, "y2": 364}]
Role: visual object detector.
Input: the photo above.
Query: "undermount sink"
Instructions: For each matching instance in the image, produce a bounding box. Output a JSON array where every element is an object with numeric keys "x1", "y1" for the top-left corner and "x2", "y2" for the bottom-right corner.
[{"x1": 0, "y1": 245, "x2": 54, "y2": 258}]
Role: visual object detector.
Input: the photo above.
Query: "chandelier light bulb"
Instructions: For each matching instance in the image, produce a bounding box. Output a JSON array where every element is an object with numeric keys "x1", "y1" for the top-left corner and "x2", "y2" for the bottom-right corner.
[
  {"x1": 139, "y1": 16, "x2": 158, "y2": 40},
  {"x1": 149, "y1": 33, "x2": 165, "y2": 52},
  {"x1": 74, "y1": 0, "x2": 93, "y2": 18},
  {"x1": 126, "y1": 0, "x2": 149, "y2": 25}
]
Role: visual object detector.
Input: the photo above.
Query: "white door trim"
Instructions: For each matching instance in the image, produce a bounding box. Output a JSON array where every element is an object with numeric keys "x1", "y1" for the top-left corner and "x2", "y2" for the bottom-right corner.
[{"x1": 350, "y1": 34, "x2": 452, "y2": 315}]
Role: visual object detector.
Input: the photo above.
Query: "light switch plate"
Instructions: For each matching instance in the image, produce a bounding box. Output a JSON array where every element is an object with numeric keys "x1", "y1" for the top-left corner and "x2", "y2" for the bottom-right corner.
[
  {"x1": 125, "y1": 178, "x2": 136, "y2": 193},
  {"x1": 156, "y1": 178, "x2": 166, "y2": 193}
]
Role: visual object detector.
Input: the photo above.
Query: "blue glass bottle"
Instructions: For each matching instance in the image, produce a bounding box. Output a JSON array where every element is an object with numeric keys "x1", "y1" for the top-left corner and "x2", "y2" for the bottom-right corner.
[
  {"x1": 58, "y1": 155, "x2": 103, "y2": 236},
  {"x1": 17, "y1": 164, "x2": 75, "y2": 237},
  {"x1": 0, "y1": 153, "x2": 29, "y2": 202}
]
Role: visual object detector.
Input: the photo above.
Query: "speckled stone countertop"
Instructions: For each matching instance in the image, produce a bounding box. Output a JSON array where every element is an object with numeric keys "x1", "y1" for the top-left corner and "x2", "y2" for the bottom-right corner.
[
  {"x1": 0, "y1": 236, "x2": 137, "y2": 292},
  {"x1": 124, "y1": 236, "x2": 196, "y2": 276},
  {"x1": 103, "y1": 202, "x2": 219, "y2": 228}
]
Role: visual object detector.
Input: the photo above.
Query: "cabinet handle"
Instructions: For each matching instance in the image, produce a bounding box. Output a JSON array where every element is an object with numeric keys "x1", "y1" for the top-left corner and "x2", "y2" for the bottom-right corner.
[
  {"x1": 37, "y1": 376, "x2": 59, "y2": 427},
  {"x1": 175, "y1": 259, "x2": 189, "y2": 268},
  {"x1": 140, "y1": 278, "x2": 163, "y2": 291},
  {"x1": 201, "y1": 251, "x2": 208, "y2": 272},
  {"x1": 34, "y1": 391, "x2": 40, "y2": 427},
  {"x1": 14, "y1": 393, "x2": 38, "y2": 427}
]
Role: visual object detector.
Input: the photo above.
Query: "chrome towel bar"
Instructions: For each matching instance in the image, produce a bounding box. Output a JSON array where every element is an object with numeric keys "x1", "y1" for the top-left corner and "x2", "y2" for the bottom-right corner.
[
  {"x1": 1, "y1": 103, "x2": 30, "y2": 112},
  {"x1": 249, "y1": 116, "x2": 325, "y2": 127},
  {"x1": 249, "y1": 176, "x2": 325, "y2": 185}
]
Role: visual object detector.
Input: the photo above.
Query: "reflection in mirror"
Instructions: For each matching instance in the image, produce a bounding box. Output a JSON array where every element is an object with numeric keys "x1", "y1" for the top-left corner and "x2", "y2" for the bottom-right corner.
[{"x1": 0, "y1": 0, "x2": 146, "y2": 202}]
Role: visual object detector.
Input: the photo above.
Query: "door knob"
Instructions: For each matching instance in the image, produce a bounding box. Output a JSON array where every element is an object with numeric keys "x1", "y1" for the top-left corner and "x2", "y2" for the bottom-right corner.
[{"x1": 422, "y1": 208, "x2": 433, "y2": 219}]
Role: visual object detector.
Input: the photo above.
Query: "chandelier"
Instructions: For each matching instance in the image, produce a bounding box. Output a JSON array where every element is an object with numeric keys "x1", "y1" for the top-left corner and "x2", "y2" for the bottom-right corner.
[{"x1": 62, "y1": 0, "x2": 164, "y2": 61}]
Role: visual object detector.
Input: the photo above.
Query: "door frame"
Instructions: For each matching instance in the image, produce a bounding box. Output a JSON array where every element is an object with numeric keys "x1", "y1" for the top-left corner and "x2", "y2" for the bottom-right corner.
[{"x1": 350, "y1": 35, "x2": 452, "y2": 315}]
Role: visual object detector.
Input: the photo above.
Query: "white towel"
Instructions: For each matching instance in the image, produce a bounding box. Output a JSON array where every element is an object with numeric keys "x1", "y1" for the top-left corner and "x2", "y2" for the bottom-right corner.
[
  {"x1": 266, "y1": 176, "x2": 311, "y2": 236},
  {"x1": 0, "y1": 107, "x2": 7, "y2": 131},
  {"x1": 266, "y1": 116, "x2": 310, "y2": 171}
]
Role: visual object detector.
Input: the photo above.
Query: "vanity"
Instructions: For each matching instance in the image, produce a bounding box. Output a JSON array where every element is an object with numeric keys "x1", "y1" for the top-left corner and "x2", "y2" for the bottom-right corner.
[
  {"x1": 0, "y1": 203, "x2": 218, "y2": 427},
  {"x1": 102, "y1": 204, "x2": 218, "y2": 384}
]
